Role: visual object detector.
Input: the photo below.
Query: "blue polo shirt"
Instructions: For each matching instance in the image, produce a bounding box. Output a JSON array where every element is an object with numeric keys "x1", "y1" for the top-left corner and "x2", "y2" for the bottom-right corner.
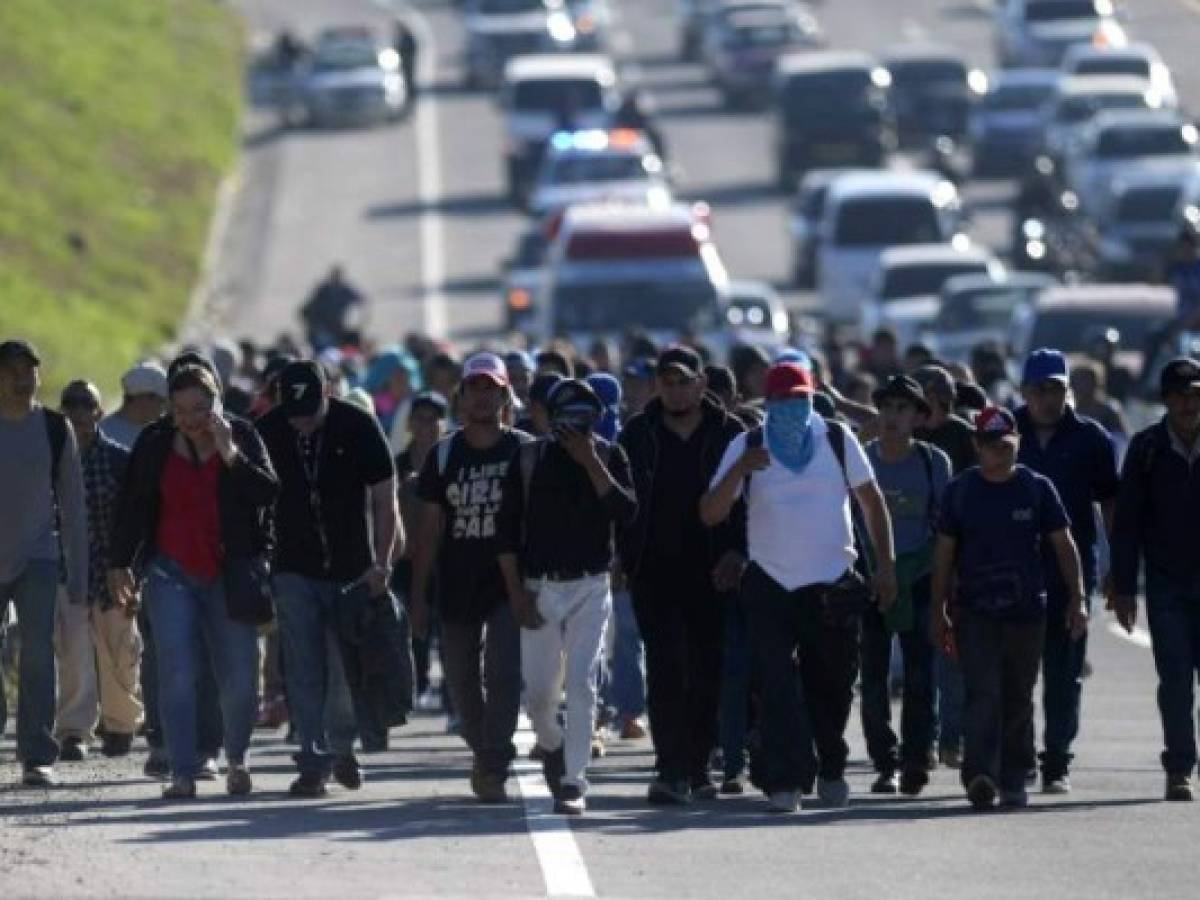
[{"x1": 1016, "y1": 405, "x2": 1119, "y2": 591}]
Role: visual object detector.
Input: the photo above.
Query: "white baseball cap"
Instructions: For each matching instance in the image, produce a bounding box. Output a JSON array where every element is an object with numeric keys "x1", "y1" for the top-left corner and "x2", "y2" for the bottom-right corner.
[{"x1": 121, "y1": 362, "x2": 168, "y2": 398}]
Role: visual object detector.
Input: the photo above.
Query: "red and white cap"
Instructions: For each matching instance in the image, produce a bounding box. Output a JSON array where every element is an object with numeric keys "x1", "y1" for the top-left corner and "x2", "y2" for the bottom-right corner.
[
  {"x1": 462, "y1": 352, "x2": 509, "y2": 387},
  {"x1": 974, "y1": 406, "x2": 1018, "y2": 444}
]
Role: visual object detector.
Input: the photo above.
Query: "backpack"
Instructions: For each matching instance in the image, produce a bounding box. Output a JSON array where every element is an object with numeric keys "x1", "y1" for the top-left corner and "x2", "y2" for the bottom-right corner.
[{"x1": 43, "y1": 408, "x2": 68, "y2": 578}]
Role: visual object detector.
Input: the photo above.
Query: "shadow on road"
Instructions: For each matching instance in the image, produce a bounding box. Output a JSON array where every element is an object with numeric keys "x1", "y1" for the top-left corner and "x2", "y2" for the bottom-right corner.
[
  {"x1": 366, "y1": 193, "x2": 510, "y2": 220},
  {"x1": 682, "y1": 180, "x2": 781, "y2": 209}
]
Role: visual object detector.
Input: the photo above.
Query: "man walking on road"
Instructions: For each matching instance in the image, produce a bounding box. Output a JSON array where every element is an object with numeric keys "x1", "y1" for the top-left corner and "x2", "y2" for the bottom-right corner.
[
  {"x1": 1016, "y1": 349, "x2": 1119, "y2": 794},
  {"x1": 257, "y1": 361, "x2": 402, "y2": 798},
  {"x1": 0, "y1": 341, "x2": 89, "y2": 787},
  {"x1": 497, "y1": 379, "x2": 637, "y2": 815},
  {"x1": 932, "y1": 407, "x2": 1088, "y2": 811},
  {"x1": 861, "y1": 375, "x2": 950, "y2": 797},
  {"x1": 618, "y1": 346, "x2": 744, "y2": 805},
  {"x1": 702, "y1": 362, "x2": 897, "y2": 813},
  {"x1": 99, "y1": 362, "x2": 167, "y2": 451},
  {"x1": 59, "y1": 380, "x2": 142, "y2": 760},
  {"x1": 412, "y1": 353, "x2": 530, "y2": 803},
  {"x1": 1111, "y1": 358, "x2": 1200, "y2": 802}
]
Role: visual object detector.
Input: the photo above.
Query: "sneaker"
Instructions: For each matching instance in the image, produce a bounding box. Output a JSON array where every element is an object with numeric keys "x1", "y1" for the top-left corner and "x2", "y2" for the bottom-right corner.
[
  {"x1": 1042, "y1": 774, "x2": 1071, "y2": 795},
  {"x1": 967, "y1": 774, "x2": 998, "y2": 811},
  {"x1": 1024, "y1": 767, "x2": 1039, "y2": 785},
  {"x1": 554, "y1": 784, "x2": 586, "y2": 816},
  {"x1": 332, "y1": 755, "x2": 363, "y2": 790},
  {"x1": 1165, "y1": 773, "x2": 1194, "y2": 802},
  {"x1": 590, "y1": 729, "x2": 607, "y2": 760},
  {"x1": 871, "y1": 772, "x2": 899, "y2": 794},
  {"x1": 619, "y1": 718, "x2": 647, "y2": 741},
  {"x1": 899, "y1": 768, "x2": 929, "y2": 797},
  {"x1": 719, "y1": 775, "x2": 746, "y2": 796},
  {"x1": 162, "y1": 776, "x2": 197, "y2": 800},
  {"x1": 101, "y1": 732, "x2": 134, "y2": 758},
  {"x1": 766, "y1": 790, "x2": 801, "y2": 813},
  {"x1": 471, "y1": 771, "x2": 509, "y2": 804},
  {"x1": 647, "y1": 778, "x2": 691, "y2": 805},
  {"x1": 938, "y1": 746, "x2": 962, "y2": 770},
  {"x1": 197, "y1": 757, "x2": 220, "y2": 781},
  {"x1": 21, "y1": 765, "x2": 57, "y2": 788},
  {"x1": 1001, "y1": 787, "x2": 1029, "y2": 809},
  {"x1": 540, "y1": 747, "x2": 566, "y2": 798},
  {"x1": 143, "y1": 748, "x2": 171, "y2": 780},
  {"x1": 817, "y1": 777, "x2": 850, "y2": 808},
  {"x1": 226, "y1": 764, "x2": 252, "y2": 797},
  {"x1": 690, "y1": 775, "x2": 719, "y2": 801},
  {"x1": 58, "y1": 737, "x2": 87, "y2": 762},
  {"x1": 288, "y1": 772, "x2": 328, "y2": 798}
]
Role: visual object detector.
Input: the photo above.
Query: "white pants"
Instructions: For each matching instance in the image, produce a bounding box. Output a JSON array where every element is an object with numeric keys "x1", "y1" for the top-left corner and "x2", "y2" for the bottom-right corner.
[
  {"x1": 522, "y1": 574, "x2": 612, "y2": 794},
  {"x1": 54, "y1": 589, "x2": 98, "y2": 743}
]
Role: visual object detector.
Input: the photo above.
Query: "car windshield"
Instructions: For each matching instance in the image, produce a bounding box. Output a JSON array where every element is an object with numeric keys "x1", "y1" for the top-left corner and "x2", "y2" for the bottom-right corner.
[
  {"x1": 937, "y1": 287, "x2": 1028, "y2": 332},
  {"x1": 888, "y1": 61, "x2": 967, "y2": 89},
  {"x1": 781, "y1": 71, "x2": 881, "y2": 120},
  {"x1": 1095, "y1": 125, "x2": 1191, "y2": 159},
  {"x1": 474, "y1": 0, "x2": 546, "y2": 13},
  {"x1": 554, "y1": 279, "x2": 720, "y2": 331},
  {"x1": 546, "y1": 154, "x2": 651, "y2": 186},
  {"x1": 1074, "y1": 57, "x2": 1151, "y2": 78},
  {"x1": 311, "y1": 45, "x2": 380, "y2": 72},
  {"x1": 1030, "y1": 307, "x2": 1167, "y2": 351},
  {"x1": 1025, "y1": 0, "x2": 1100, "y2": 22},
  {"x1": 1116, "y1": 186, "x2": 1182, "y2": 223},
  {"x1": 880, "y1": 261, "x2": 989, "y2": 300},
  {"x1": 512, "y1": 79, "x2": 604, "y2": 113},
  {"x1": 983, "y1": 82, "x2": 1056, "y2": 111},
  {"x1": 725, "y1": 22, "x2": 796, "y2": 47},
  {"x1": 834, "y1": 198, "x2": 944, "y2": 246},
  {"x1": 1056, "y1": 93, "x2": 1147, "y2": 124}
]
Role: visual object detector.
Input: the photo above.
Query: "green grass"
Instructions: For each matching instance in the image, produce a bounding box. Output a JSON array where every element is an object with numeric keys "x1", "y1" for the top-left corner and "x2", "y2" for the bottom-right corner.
[{"x1": 0, "y1": 0, "x2": 243, "y2": 402}]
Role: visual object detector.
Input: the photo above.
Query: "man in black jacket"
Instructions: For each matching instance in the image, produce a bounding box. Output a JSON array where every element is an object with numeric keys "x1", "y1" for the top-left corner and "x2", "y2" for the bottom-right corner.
[
  {"x1": 1111, "y1": 358, "x2": 1200, "y2": 802},
  {"x1": 617, "y1": 346, "x2": 745, "y2": 804},
  {"x1": 497, "y1": 379, "x2": 637, "y2": 815}
]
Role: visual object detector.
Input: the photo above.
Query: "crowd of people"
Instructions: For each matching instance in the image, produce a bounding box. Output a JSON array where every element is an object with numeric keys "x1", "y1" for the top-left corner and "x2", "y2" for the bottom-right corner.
[{"x1": 0, "y1": 323, "x2": 1198, "y2": 815}]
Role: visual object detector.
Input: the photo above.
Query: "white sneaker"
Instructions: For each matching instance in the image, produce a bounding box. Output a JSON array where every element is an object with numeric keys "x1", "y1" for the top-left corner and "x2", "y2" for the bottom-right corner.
[
  {"x1": 767, "y1": 790, "x2": 801, "y2": 813},
  {"x1": 817, "y1": 777, "x2": 850, "y2": 808}
]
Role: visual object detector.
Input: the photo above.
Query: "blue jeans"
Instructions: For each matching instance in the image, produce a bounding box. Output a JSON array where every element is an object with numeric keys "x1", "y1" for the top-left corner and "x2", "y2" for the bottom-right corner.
[
  {"x1": 143, "y1": 557, "x2": 259, "y2": 778},
  {"x1": 1040, "y1": 586, "x2": 1092, "y2": 778},
  {"x1": 719, "y1": 592, "x2": 750, "y2": 779},
  {"x1": 936, "y1": 648, "x2": 964, "y2": 753},
  {"x1": 273, "y1": 574, "x2": 358, "y2": 776},
  {"x1": 0, "y1": 560, "x2": 59, "y2": 766},
  {"x1": 139, "y1": 606, "x2": 223, "y2": 756},
  {"x1": 1145, "y1": 574, "x2": 1200, "y2": 776},
  {"x1": 608, "y1": 589, "x2": 646, "y2": 722}
]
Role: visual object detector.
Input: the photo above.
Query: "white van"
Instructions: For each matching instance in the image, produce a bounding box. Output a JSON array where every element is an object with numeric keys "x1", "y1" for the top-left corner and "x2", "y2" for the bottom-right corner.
[{"x1": 816, "y1": 170, "x2": 964, "y2": 323}]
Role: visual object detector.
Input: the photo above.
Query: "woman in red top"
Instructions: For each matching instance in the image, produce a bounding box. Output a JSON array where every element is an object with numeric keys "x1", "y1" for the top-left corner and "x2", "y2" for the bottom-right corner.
[{"x1": 108, "y1": 365, "x2": 279, "y2": 800}]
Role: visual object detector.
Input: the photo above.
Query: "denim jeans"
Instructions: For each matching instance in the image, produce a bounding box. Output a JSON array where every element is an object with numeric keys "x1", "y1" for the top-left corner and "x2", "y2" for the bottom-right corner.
[
  {"x1": 1040, "y1": 585, "x2": 1093, "y2": 778},
  {"x1": 1145, "y1": 573, "x2": 1200, "y2": 776},
  {"x1": 719, "y1": 591, "x2": 750, "y2": 780},
  {"x1": 440, "y1": 601, "x2": 521, "y2": 778},
  {"x1": 273, "y1": 574, "x2": 359, "y2": 776},
  {"x1": 936, "y1": 650, "x2": 964, "y2": 753},
  {"x1": 742, "y1": 564, "x2": 859, "y2": 793},
  {"x1": 607, "y1": 589, "x2": 646, "y2": 722},
  {"x1": 143, "y1": 557, "x2": 260, "y2": 778},
  {"x1": 0, "y1": 560, "x2": 60, "y2": 766},
  {"x1": 956, "y1": 608, "x2": 1045, "y2": 792},
  {"x1": 139, "y1": 605, "x2": 223, "y2": 756},
  {"x1": 860, "y1": 596, "x2": 935, "y2": 774}
]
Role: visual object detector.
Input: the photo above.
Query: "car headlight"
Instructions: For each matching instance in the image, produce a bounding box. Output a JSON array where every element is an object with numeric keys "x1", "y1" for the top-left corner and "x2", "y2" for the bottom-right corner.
[{"x1": 547, "y1": 14, "x2": 576, "y2": 44}]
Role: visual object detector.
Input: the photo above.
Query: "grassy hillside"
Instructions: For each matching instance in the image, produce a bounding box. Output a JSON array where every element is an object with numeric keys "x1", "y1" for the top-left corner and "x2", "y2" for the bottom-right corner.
[{"x1": 0, "y1": 0, "x2": 243, "y2": 402}]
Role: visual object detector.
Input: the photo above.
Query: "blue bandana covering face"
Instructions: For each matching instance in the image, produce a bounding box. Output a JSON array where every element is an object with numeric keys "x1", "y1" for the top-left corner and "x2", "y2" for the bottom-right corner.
[{"x1": 765, "y1": 397, "x2": 816, "y2": 473}]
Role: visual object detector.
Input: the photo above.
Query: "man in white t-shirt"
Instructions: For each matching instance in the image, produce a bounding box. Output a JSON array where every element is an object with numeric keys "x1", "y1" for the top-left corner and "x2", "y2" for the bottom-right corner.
[{"x1": 701, "y1": 362, "x2": 897, "y2": 814}]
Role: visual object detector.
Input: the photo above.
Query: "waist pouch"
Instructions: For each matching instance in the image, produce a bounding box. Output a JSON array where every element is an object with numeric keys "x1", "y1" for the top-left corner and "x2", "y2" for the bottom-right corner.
[
  {"x1": 960, "y1": 562, "x2": 1026, "y2": 617},
  {"x1": 884, "y1": 544, "x2": 934, "y2": 634}
]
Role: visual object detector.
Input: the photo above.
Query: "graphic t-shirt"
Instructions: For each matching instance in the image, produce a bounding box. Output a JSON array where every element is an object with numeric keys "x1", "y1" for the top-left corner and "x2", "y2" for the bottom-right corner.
[
  {"x1": 938, "y1": 465, "x2": 1070, "y2": 619},
  {"x1": 417, "y1": 429, "x2": 528, "y2": 623}
]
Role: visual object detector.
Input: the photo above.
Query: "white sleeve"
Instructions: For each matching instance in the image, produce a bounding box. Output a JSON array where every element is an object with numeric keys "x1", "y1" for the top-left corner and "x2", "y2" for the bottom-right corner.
[
  {"x1": 710, "y1": 432, "x2": 748, "y2": 497},
  {"x1": 842, "y1": 427, "x2": 875, "y2": 489}
]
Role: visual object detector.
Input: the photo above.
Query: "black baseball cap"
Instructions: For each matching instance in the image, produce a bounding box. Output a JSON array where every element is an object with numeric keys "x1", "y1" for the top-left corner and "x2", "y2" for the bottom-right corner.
[
  {"x1": 547, "y1": 378, "x2": 603, "y2": 432},
  {"x1": 656, "y1": 345, "x2": 703, "y2": 379},
  {"x1": 0, "y1": 339, "x2": 41, "y2": 367},
  {"x1": 278, "y1": 361, "x2": 326, "y2": 417},
  {"x1": 410, "y1": 391, "x2": 448, "y2": 418},
  {"x1": 872, "y1": 374, "x2": 931, "y2": 415},
  {"x1": 1160, "y1": 357, "x2": 1200, "y2": 398}
]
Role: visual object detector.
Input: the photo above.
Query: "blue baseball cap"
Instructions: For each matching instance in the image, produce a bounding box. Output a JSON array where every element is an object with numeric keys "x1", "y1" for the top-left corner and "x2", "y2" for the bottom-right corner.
[{"x1": 1022, "y1": 348, "x2": 1069, "y2": 386}]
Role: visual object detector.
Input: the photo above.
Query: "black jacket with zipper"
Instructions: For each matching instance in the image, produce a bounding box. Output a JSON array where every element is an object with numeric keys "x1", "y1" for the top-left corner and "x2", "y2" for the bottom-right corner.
[
  {"x1": 617, "y1": 393, "x2": 746, "y2": 580},
  {"x1": 109, "y1": 415, "x2": 279, "y2": 572}
]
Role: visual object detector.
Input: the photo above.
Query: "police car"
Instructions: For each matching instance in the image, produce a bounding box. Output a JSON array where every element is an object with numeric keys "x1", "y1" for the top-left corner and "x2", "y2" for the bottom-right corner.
[{"x1": 527, "y1": 129, "x2": 673, "y2": 218}]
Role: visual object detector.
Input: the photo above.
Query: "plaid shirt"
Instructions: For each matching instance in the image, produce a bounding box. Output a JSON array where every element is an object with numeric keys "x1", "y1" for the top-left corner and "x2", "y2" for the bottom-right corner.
[{"x1": 80, "y1": 433, "x2": 128, "y2": 608}]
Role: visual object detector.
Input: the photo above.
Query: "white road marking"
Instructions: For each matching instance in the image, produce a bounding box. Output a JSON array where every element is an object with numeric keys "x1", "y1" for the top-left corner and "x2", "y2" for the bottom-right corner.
[
  {"x1": 514, "y1": 716, "x2": 597, "y2": 899},
  {"x1": 1108, "y1": 621, "x2": 1153, "y2": 650},
  {"x1": 373, "y1": 0, "x2": 449, "y2": 337}
]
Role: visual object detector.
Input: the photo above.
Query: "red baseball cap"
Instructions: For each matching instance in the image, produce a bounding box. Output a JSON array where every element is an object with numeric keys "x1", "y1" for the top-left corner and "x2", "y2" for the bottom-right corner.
[
  {"x1": 974, "y1": 406, "x2": 1018, "y2": 444},
  {"x1": 462, "y1": 352, "x2": 509, "y2": 387},
  {"x1": 764, "y1": 362, "x2": 815, "y2": 401}
]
